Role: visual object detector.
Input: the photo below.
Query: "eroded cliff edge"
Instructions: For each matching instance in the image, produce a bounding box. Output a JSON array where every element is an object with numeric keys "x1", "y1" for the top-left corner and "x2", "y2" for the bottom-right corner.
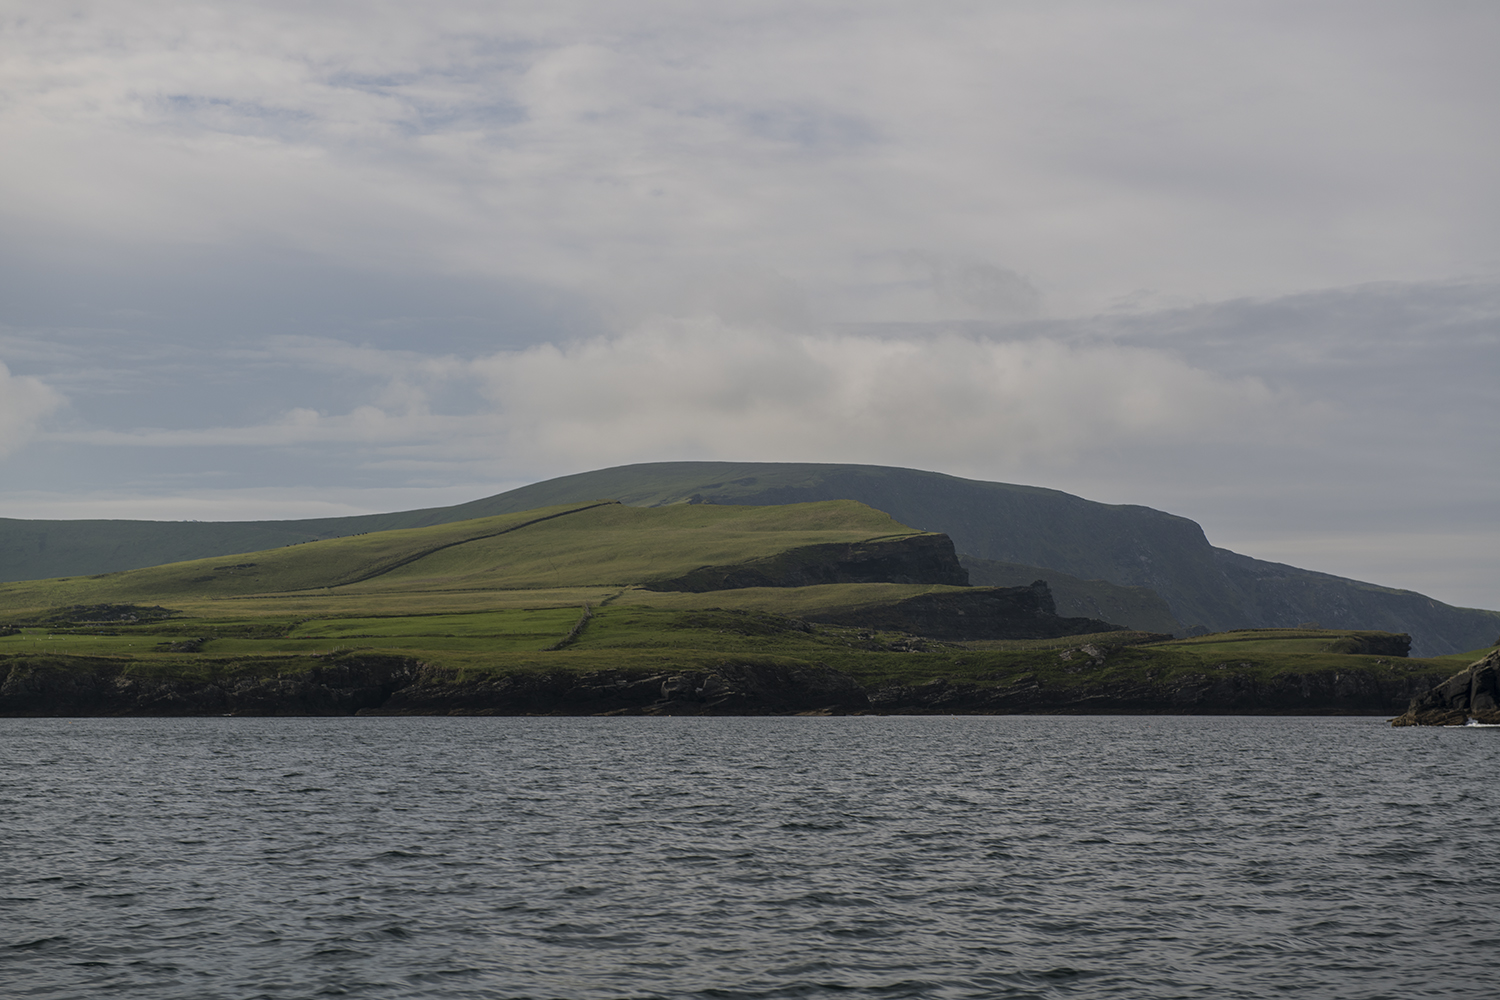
[
  {"x1": 1391, "y1": 648, "x2": 1500, "y2": 726},
  {"x1": 1, "y1": 648, "x2": 1449, "y2": 718}
]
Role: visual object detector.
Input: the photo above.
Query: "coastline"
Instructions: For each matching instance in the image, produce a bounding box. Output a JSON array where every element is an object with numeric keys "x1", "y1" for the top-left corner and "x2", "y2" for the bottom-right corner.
[{"x1": 0, "y1": 652, "x2": 1452, "y2": 718}]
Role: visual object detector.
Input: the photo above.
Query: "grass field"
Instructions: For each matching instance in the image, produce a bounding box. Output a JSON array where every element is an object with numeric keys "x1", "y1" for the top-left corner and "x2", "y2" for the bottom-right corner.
[
  {"x1": 0, "y1": 500, "x2": 1483, "y2": 707},
  {"x1": 0, "y1": 500, "x2": 926, "y2": 614},
  {"x1": 0, "y1": 600, "x2": 1475, "y2": 693}
]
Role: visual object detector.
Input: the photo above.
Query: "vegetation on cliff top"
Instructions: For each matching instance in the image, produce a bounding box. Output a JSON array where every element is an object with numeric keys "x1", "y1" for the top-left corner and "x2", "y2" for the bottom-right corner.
[
  {"x1": 0, "y1": 607, "x2": 1465, "y2": 715},
  {"x1": 4, "y1": 461, "x2": 1496, "y2": 656},
  {"x1": 0, "y1": 500, "x2": 933, "y2": 612},
  {"x1": 0, "y1": 498, "x2": 1470, "y2": 716}
]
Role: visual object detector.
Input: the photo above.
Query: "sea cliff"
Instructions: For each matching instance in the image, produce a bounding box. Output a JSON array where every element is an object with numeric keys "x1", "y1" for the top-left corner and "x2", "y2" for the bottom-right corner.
[
  {"x1": 1, "y1": 650, "x2": 1449, "y2": 718},
  {"x1": 1391, "y1": 648, "x2": 1500, "y2": 726}
]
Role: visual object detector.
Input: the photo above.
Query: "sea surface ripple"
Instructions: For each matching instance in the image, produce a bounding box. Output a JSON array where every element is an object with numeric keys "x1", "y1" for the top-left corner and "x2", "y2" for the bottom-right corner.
[{"x1": 2, "y1": 716, "x2": 1496, "y2": 999}]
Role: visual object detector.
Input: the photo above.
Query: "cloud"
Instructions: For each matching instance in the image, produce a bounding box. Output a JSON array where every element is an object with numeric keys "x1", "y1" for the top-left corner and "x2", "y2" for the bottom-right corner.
[
  {"x1": 2, "y1": 4, "x2": 1497, "y2": 607},
  {"x1": 11, "y1": 276, "x2": 1497, "y2": 606},
  {"x1": 3, "y1": 1, "x2": 1497, "y2": 325},
  {"x1": 901, "y1": 254, "x2": 1041, "y2": 321},
  {"x1": 48, "y1": 320, "x2": 1290, "y2": 482},
  {"x1": 0, "y1": 483, "x2": 530, "y2": 522},
  {"x1": 470, "y1": 321, "x2": 1291, "y2": 474},
  {"x1": 0, "y1": 363, "x2": 64, "y2": 456}
]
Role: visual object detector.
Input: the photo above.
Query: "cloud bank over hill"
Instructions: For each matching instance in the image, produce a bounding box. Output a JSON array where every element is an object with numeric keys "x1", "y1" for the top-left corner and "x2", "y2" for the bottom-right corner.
[
  {"x1": 1, "y1": 1, "x2": 1496, "y2": 609},
  {"x1": 52, "y1": 325, "x2": 1285, "y2": 468},
  {"x1": 0, "y1": 363, "x2": 64, "y2": 457}
]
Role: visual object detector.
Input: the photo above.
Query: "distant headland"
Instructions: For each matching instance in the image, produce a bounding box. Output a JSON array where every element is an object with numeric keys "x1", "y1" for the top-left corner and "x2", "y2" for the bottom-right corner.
[{"x1": 0, "y1": 489, "x2": 1483, "y2": 717}]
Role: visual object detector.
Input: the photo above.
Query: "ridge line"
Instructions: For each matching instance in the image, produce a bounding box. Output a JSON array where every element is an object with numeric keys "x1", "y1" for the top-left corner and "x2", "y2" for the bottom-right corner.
[{"x1": 321, "y1": 502, "x2": 620, "y2": 591}]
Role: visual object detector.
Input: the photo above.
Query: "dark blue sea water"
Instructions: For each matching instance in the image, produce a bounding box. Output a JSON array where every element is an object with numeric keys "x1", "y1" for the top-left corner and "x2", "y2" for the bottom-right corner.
[{"x1": 2, "y1": 716, "x2": 1496, "y2": 999}]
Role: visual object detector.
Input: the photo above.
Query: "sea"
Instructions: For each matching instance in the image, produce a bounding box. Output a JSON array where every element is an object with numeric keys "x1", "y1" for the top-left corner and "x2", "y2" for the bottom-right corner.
[{"x1": 2, "y1": 716, "x2": 1496, "y2": 999}]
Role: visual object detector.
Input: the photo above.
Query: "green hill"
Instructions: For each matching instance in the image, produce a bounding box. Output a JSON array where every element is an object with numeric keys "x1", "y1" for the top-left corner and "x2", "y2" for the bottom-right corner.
[
  {"x1": 0, "y1": 498, "x2": 1467, "y2": 718},
  {"x1": 0, "y1": 500, "x2": 942, "y2": 612},
  {"x1": 441, "y1": 462, "x2": 1498, "y2": 655},
  {"x1": 2, "y1": 461, "x2": 1495, "y2": 655}
]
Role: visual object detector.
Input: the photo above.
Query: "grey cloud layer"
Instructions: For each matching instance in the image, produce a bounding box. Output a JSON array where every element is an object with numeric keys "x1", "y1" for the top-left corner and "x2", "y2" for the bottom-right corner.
[
  {"x1": 1, "y1": 1, "x2": 1496, "y2": 608},
  {"x1": 10, "y1": 278, "x2": 1496, "y2": 605},
  {"x1": 5, "y1": 1, "x2": 1496, "y2": 317}
]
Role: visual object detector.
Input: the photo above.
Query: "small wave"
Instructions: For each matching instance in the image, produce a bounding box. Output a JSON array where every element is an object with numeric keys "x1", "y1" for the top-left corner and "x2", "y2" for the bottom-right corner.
[
  {"x1": 1031, "y1": 966, "x2": 1098, "y2": 980},
  {"x1": 7, "y1": 935, "x2": 68, "y2": 951},
  {"x1": 4, "y1": 715, "x2": 1498, "y2": 999},
  {"x1": 373, "y1": 849, "x2": 435, "y2": 859}
]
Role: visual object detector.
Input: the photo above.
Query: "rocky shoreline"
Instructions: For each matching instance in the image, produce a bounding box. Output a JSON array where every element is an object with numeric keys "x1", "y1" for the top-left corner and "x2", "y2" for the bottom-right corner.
[
  {"x1": 1390, "y1": 649, "x2": 1500, "y2": 726},
  {"x1": 0, "y1": 653, "x2": 1451, "y2": 718}
]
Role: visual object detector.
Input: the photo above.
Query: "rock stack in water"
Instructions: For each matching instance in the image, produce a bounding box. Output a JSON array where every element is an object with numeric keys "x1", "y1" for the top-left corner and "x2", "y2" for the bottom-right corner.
[{"x1": 1391, "y1": 648, "x2": 1500, "y2": 726}]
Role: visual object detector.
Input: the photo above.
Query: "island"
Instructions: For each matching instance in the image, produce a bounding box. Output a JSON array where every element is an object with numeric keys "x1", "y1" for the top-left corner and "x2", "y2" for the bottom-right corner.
[{"x1": 0, "y1": 499, "x2": 1474, "y2": 717}]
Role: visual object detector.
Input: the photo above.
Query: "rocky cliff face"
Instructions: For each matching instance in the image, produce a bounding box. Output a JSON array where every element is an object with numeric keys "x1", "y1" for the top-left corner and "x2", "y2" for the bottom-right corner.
[
  {"x1": 641, "y1": 534, "x2": 969, "y2": 592},
  {"x1": 2, "y1": 650, "x2": 1446, "y2": 718},
  {"x1": 1208, "y1": 550, "x2": 1499, "y2": 657},
  {"x1": 6, "y1": 461, "x2": 1498, "y2": 656},
  {"x1": 0, "y1": 655, "x2": 417, "y2": 717},
  {"x1": 372, "y1": 661, "x2": 871, "y2": 716},
  {"x1": 1391, "y1": 649, "x2": 1500, "y2": 726},
  {"x1": 874, "y1": 664, "x2": 1449, "y2": 717},
  {"x1": 0, "y1": 655, "x2": 869, "y2": 717},
  {"x1": 474, "y1": 462, "x2": 1499, "y2": 657},
  {"x1": 807, "y1": 580, "x2": 1120, "y2": 641}
]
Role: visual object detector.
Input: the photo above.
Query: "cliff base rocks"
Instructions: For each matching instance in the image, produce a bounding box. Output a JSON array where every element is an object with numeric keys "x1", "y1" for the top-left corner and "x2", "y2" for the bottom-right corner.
[
  {"x1": 0, "y1": 655, "x2": 417, "y2": 717},
  {"x1": 1391, "y1": 649, "x2": 1500, "y2": 726},
  {"x1": 2, "y1": 644, "x2": 1450, "y2": 718}
]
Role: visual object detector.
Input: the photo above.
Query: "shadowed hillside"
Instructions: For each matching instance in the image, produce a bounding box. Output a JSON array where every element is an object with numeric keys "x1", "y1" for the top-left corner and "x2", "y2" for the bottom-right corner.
[
  {"x1": 2, "y1": 462, "x2": 1494, "y2": 655},
  {"x1": 0, "y1": 500, "x2": 954, "y2": 611},
  {"x1": 1, "y1": 498, "x2": 1459, "y2": 719},
  {"x1": 417, "y1": 462, "x2": 1499, "y2": 655}
]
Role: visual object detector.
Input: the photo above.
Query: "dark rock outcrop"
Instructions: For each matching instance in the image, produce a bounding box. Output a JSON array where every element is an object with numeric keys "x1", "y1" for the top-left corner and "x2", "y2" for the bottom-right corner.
[
  {"x1": 808, "y1": 580, "x2": 1120, "y2": 641},
  {"x1": 17, "y1": 604, "x2": 179, "y2": 626},
  {"x1": 0, "y1": 655, "x2": 417, "y2": 717},
  {"x1": 0, "y1": 655, "x2": 869, "y2": 717},
  {"x1": 8, "y1": 462, "x2": 1500, "y2": 656},
  {"x1": 373, "y1": 661, "x2": 869, "y2": 716},
  {"x1": 874, "y1": 664, "x2": 1451, "y2": 717},
  {"x1": 1391, "y1": 649, "x2": 1500, "y2": 726},
  {"x1": 0, "y1": 646, "x2": 1449, "y2": 719},
  {"x1": 641, "y1": 534, "x2": 969, "y2": 592},
  {"x1": 1328, "y1": 633, "x2": 1412, "y2": 657}
]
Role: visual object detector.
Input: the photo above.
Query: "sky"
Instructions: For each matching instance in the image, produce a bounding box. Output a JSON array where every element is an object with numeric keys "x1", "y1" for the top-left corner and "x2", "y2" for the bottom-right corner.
[{"x1": 1, "y1": 0, "x2": 1497, "y2": 609}]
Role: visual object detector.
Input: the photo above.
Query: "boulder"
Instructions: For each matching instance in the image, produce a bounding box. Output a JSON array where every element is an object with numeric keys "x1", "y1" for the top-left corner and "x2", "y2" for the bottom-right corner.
[{"x1": 1390, "y1": 649, "x2": 1500, "y2": 726}]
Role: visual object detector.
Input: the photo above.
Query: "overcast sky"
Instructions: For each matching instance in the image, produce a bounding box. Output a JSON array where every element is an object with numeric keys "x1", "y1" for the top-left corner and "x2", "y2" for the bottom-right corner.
[{"x1": 1, "y1": 0, "x2": 1496, "y2": 609}]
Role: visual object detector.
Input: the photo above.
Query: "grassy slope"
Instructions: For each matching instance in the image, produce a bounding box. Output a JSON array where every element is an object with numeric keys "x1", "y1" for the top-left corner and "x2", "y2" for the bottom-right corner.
[
  {"x1": 0, "y1": 606, "x2": 1466, "y2": 709},
  {"x1": 0, "y1": 462, "x2": 1228, "y2": 617},
  {"x1": 0, "y1": 500, "x2": 926, "y2": 614},
  {"x1": 334, "y1": 500, "x2": 925, "y2": 595},
  {"x1": 439, "y1": 462, "x2": 1244, "y2": 623},
  {"x1": 0, "y1": 490, "x2": 1470, "y2": 713},
  {"x1": 5, "y1": 460, "x2": 1496, "y2": 657},
  {"x1": 0, "y1": 464, "x2": 791, "y2": 582},
  {"x1": 432, "y1": 462, "x2": 1500, "y2": 656}
]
